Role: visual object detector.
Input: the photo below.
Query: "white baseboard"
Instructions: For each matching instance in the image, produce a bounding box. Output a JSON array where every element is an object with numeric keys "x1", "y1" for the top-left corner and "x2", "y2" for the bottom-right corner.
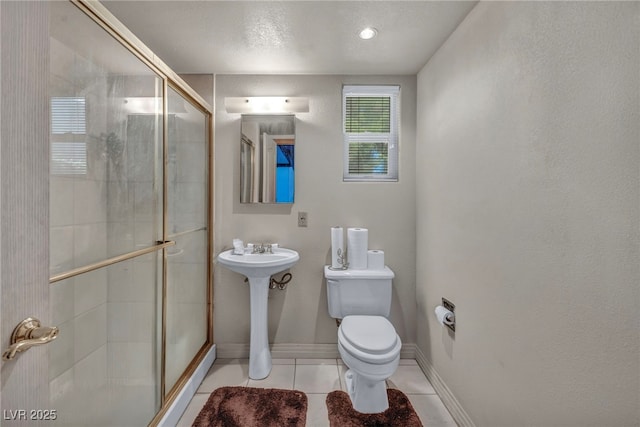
[
  {"x1": 216, "y1": 342, "x2": 417, "y2": 360},
  {"x1": 158, "y1": 344, "x2": 216, "y2": 427},
  {"x1": 414, "y1": 345, "x2": 476, "y2": 427}
]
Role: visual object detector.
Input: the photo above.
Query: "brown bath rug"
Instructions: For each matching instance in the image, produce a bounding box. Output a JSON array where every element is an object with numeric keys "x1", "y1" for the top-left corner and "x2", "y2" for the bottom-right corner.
[
  {"x1": 192, "y1": 386, "x2": 307, "y2": 427},
  {"x1": 326, "y1": 389, "x2": 423, "y2": 427}
]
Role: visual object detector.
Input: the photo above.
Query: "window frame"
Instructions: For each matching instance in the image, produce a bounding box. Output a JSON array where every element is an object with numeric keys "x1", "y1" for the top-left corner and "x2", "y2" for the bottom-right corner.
[{"x1": 342, "y1": 85, "x2": 400, "y2": 182}]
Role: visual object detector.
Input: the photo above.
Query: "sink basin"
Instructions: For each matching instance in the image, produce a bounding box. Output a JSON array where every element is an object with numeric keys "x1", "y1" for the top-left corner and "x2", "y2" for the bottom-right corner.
[
  {"x1": 216, "y1": 247, "x2": 299, "y2": 380},
  {"x1": 217, "y1": 247, "x2": 299, "y2": 278}
]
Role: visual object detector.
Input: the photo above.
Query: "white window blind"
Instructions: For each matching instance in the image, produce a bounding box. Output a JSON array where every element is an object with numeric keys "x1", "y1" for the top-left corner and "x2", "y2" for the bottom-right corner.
[
  {"x1": 51, "y1": 96, "x2": 87, "y2": 175},
  {"x1": 343, "y1": 85, "x2": 399, "y2": 181},
  {"x1": 51, "y1": 97, "x2": 86, "y2": 134},
  {"x1": 51, "y1": 142, "x2": 87, "y2": 175}
]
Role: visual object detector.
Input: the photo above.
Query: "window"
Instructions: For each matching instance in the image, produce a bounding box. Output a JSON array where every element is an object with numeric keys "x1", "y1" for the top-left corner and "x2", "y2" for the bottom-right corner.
[
  {"x1": 343, "y1": 85, "x2": 399, "y2": 181},
  {"x1": 50, "y1": 96, "x2": 87, "y2": 175}
]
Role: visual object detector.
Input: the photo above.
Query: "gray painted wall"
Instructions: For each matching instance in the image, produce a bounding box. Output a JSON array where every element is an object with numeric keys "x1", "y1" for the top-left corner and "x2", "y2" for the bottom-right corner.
[{"x1": 416, "y1": 2, "x2": 639, "y2": 425}]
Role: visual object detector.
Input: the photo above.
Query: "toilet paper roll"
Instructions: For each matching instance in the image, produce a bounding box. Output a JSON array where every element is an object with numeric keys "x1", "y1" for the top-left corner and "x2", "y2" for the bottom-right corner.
[
  {"x1": 347, "y1": 228, "x2": 368, "y2": 270},
  {"x1": 434, "y1": 305, "x2": 455, "y2": 326},
  {"x1": 331, "y1": 226, "x2": 344, "y2": 269},
  {"x1": 367, "y1": 250, "x2": 385, "y2": 270}
]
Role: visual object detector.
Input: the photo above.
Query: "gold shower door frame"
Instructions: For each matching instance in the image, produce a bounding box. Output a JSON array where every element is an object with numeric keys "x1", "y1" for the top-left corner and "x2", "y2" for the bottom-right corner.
[{"x1": 52, "y1": 1, "x2": 214, "y2": 425}]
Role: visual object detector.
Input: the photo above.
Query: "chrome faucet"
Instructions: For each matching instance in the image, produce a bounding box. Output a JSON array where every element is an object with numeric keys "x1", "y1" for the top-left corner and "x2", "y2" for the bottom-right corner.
[{"x1": 251, "y1": 243, "x2": 273, "y2": 254}]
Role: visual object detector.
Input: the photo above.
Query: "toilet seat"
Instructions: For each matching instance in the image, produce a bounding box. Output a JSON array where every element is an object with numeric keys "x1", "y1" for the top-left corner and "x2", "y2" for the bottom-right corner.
[{"x1": 338, "y1": 315, "x2": 401, "y2": 365}]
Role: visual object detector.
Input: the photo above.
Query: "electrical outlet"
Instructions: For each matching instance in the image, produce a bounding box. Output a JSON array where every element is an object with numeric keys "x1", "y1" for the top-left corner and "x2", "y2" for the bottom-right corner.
[{"x1": 298, "y1": 211, "x2": 308, "y2": 227}]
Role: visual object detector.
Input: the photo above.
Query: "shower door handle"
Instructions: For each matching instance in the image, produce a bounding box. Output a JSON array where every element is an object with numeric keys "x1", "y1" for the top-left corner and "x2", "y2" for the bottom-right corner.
[{"x1": 2, "y1": 317, "x2": 58, "y2": 361}]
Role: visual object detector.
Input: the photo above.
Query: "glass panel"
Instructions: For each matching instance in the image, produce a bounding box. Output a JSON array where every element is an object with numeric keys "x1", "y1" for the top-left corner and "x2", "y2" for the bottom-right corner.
[
  {"x1": 348, "y1": 140, "x2": 389, "y2": 175},
  {"x1": 49, "y1": 255, "x2": 161, "y2": 426},
  {"x1": 49, "y1": 2, "x2": 163, "y2": 426},
  {"x1": 344, "y1": 96, "x2": 391, "y2": 133},
  {"x1": 49, "y1": 1, "x2": 163, "y2": 278},
  {"x1": 165, "y1": 230, "x2": 209, "y2": 393},
  {"x1": 167, "y1": 88, "x2": 208, "y2": 234},
  {"x1": 165, "y1": 87, "x2": 209, "y2": 393}
]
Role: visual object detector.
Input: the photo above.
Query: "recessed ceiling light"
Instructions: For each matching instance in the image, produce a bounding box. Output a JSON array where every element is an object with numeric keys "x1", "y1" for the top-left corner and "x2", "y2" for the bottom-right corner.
[{"x1": 359, "y1": 27, "x2": 378, "y2": 40}]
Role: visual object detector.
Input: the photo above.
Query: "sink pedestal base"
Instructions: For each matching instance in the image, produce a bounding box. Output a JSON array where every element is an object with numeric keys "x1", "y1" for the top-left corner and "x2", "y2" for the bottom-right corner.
[
  {"x1": 217, "y1": 247, "x2": 299, "y2": 380},
  {"x1": 248, "y1": 276, "x2": 271, "y2": 379}
]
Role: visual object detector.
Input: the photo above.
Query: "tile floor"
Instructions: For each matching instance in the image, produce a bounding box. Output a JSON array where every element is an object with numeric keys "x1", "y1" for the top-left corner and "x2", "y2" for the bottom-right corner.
[{"x1": 177, "y1": 358, "x2": 458, "y2": 427}]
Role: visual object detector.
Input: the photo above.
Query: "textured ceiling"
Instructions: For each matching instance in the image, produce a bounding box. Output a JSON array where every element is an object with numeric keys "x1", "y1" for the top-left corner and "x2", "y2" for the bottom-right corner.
[{"x1": 102, "y1": 1, "x2": 477, "y2": 75}]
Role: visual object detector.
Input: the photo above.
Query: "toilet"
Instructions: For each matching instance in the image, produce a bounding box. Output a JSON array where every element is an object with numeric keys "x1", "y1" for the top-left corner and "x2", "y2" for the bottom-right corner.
[{"x1": 324, "y1": 266, "x2": 401, "y2": 413}]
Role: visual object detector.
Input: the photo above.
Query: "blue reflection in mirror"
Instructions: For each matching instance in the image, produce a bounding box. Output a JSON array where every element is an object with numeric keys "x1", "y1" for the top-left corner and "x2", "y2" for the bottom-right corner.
[{"x1": 276, "y1": 145, "x2": 294, "y2": 203}]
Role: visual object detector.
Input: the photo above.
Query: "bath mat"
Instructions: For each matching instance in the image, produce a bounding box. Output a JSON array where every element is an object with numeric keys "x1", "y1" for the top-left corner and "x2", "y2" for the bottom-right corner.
[
  {"x1": 192, "y1": 386, "x2": 307, "y2": 427},
  {"x1": 326, "y1": 389, "x2": 423, "y2": 427}
]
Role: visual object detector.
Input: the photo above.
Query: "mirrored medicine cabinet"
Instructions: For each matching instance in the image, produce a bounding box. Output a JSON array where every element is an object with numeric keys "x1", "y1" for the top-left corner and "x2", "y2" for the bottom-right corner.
[{"x1": 240, "y1": 114, "x2": 295, "y2": 204}]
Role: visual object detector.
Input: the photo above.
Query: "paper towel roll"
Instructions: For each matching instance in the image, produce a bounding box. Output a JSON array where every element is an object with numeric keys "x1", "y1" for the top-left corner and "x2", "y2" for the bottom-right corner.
[
  {"x1": 434, "y1": 305, "x2": 455, "y2": 326},
  {"x1": 367, "y1": 250, "x2": 385, "y2": 270},
  {"x1": 347, "y1": 228, "x2": 368, "y2": 270},
  {"x1": 331, "y1": 226, "x2": 344, "y2": 269}
]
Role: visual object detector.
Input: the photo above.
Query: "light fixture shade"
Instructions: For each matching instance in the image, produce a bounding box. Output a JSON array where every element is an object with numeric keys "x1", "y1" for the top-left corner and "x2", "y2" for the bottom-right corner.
[{"x1": 225, "y1": 97, "x2": 309, "y2": 113}]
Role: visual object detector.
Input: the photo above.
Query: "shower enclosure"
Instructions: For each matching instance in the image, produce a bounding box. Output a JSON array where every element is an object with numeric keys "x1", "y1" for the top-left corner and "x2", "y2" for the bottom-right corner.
[{"x1": 47, "y1": 1, "x2": 213, "y2": 425}]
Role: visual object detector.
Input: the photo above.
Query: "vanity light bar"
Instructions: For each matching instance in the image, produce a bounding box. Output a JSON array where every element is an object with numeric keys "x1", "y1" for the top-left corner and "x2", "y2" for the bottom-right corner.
[{"x1": 225, "y1": 96, "x2": 309, "y2": 113}]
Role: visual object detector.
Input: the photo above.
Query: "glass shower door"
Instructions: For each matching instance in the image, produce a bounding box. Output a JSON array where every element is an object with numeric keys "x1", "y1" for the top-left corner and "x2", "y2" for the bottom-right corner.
[
  {"x1": 47, "y1": 2, "x2": 213, "y2": 425},
  {"x1": 49, "y1": 2, "x2": 164, "y2": 425},
  {"x1": 3, "y1": 1, "x2": 213, "y2": 424}
]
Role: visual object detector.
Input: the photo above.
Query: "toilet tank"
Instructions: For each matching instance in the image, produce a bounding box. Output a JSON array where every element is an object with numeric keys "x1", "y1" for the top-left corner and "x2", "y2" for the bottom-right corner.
[{"x1": 324, "y1": 266, "x2": 395, "y2": 319}]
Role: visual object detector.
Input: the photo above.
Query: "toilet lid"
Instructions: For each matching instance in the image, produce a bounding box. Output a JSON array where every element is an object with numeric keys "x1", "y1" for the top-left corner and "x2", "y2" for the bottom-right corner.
[{"x1": 340, "y1": 315, "x2": 398, "y2": 355}]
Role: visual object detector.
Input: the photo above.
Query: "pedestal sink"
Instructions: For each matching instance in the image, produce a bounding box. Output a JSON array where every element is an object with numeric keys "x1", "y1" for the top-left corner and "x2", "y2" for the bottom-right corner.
[{"x1": 217, "y1": 247, "x2": 299, "y2": 379}]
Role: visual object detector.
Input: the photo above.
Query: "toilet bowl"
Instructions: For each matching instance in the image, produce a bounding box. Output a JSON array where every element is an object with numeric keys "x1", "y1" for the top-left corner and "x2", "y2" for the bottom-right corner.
[{"x1": 338, "y1": 315, "x2": 402, "y2": 413}]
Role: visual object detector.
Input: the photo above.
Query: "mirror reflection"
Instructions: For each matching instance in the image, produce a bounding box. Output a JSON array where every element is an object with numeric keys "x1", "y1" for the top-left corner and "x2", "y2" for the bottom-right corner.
[{"x1": 241, "y1": 114, "x2": 295, "y2": 203}]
